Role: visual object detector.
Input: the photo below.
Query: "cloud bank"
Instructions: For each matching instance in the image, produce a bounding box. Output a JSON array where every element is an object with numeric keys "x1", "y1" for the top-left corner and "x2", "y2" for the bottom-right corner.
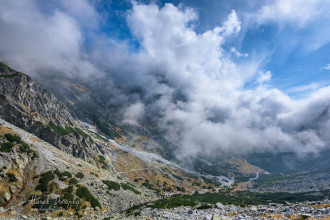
[{"x1": 0, "y1": 0, "x2": 329, "y2": 161}]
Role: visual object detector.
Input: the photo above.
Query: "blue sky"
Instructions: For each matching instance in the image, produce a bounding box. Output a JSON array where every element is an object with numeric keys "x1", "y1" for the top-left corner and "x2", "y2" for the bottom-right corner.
[{"x1": 1, "y1": 0, "x2": 330, "y2": 157}]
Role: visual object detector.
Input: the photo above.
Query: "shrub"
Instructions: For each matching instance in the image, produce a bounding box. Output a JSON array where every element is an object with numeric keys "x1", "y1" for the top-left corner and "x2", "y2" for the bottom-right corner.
[
  {"x1": 49, "y1": 182, "x2": 59, "y2": 193},
  {"x1": 62, "y1": 185, "x2": 73, "y2": 194},
  {"x1": 172, "y1": 174, "x2": 184, "y2": 181},
  {"x1": 121, "y1": 183, "x2": 141, "y2": 195},
  {"x1": 102, "y1": 180, "x2": 120, "y2": 191},
  {"x1": 0, "y1": 142, "x2": 14, "y2": 152},
  {"x1": 176, "y1": 186, "x2": 186, "y2": 192},
  {"x1": 36, "y1": 171, "x2": 55, "y2": 192},
  {"x1": 76, "y1": 186, "x2": 101, "y2": 208},
  {"x1": 98, "y1": 155, "x2": 106, "y2": 163},
  {"x1": 7, "y1": 172, "x2": 18, "y2": 182},
  {"x1": 62, "y1": 171, "x2": 72, "y2": 178},
  {"x1": 75, "y1": 172, "x2": 84, "y2": 179},
  {"x1": 69, "y1": 178, "x2": 78, "y2": 185},
  {"x1": 48, "y1": 121, "x2": 75, "y2": 136},
  {"x1": 55, "y1": 170, "x2": 72, "y2": 181},
  {"x1": 197, "y1": 204, "x2": 213, "y2": 209},
  {"x1": 142, "y1": 181, "x2": 154, "y2": 189},
  {"x1": 4, "y1": 133, "x2": 21, "y2": 142}
]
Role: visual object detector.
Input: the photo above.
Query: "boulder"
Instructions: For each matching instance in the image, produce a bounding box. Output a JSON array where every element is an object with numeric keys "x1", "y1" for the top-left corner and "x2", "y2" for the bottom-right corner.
[
  {"x1": 4, "y1": 192, "x2": 11, "y2": 201},
  {"x1": 215, "y1": 202, "x2": 225, "y2": 209}
]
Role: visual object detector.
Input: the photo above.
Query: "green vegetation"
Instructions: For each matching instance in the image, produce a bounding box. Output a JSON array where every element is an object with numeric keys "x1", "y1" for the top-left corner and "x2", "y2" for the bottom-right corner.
[
  {"x1": 75, "y1": 172, "x2": 84, "y2": 179},
  {"x1": 7, "y1": 172, "x2": 18, "y2": 182},
  {"x1": 35, "y1": 171, "x2": 55, "y2": 193},
  {"x1": 48, "y1": 121, "x2": 75, "y2": 136},
  {"x1": 172, "y1": 174, "x2": 184, "y2": 181},
  {"x1": 74, "y1": 127, "x2": 88, "y2": 138},
  {"x1": 2, "y1": 133, "x2": 38, "y2": 158},
  {"x1": 90, "y1": 172, "x2": 99, "y2": 177},
  {"x1": 102, "y1": 180, "x2": 120, "y2": 191},
  {"x1": 142, "y1": 181, "x2": 153, "y2": 189},
  {"x1": 30, "y1": 170, "x2": 101, "y2": 215},
  {"x1": 93, "y1": 132, "x2": 108, "y2": 141},
  {"x1": 89, "y1": 114, "x2": 121, "y2": 139},
  {"x1": 197, "y1": 204, "x2": 213, "y2": 209},
  {"x1": 69, "y1": 178, "x2": 78, "y2": 185},
  {"x1": 0, "y1": 61, "x2": 16, "y2": 73},
  {"x1": 4, "y1": 133, "x2": 21, "y2": 142},
  {"x1": 98, "y1": 155, "x2": 106, "y2": 166},
  {"x1": 0, "y1": 74, "x2": 18, "y2": 78},
  {"x1": 76, "y1": 186, "x2": 101, "y2": 208},
  {"x1": 49, "y1": 182, "x2": 59, "y2": 192},
  {"x1": 121, "y1": 183, "x2": 141, "y2": 195},
  {"x1": 54, "y1": 169, "x2": 72, "y2": 181},
  {"x1": 147, "y1": 189, "x2": 330, "y2": 209},
  {"x1": 48, "y1": 122, "x2": 89, "y2": 138},
  {"x1": 0, "y1": 142, "x2": 14, "y2": 152},
  {"x1": 176, "y1": 186, "x2": 186, "y2": 192}
]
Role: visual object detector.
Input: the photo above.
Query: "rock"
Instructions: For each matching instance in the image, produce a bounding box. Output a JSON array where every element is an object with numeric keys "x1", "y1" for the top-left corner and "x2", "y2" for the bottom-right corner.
[
  {"x1": 216, "y1": 202, "x2": 225, "y2": 209},
  {"x1": 250, "y1": 206, "x2": 257, "y2": 212},
  {"x1": 301, "y1": 214, "x2": 312, "y2": 219},
  {"x1": 9, "y1": 185, "x2": 16, "y2": 193},
  {"x1": 204, "y1": 215, "x2": 212, "y2": 220},
  {"x1": 212, "y1": 214, "x2": 222, "y2": 220},
  {"x1": 4, "y1": 192, "x2": 11, "y2": 201}
]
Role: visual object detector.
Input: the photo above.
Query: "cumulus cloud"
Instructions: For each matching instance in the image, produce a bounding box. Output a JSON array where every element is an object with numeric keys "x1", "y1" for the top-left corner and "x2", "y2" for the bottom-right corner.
[
  {"x1": 0, "y1": 1, "x2": 329, "y2": 162},
  {"x1": 123, "y1": 103, "x2": 145, "y2": 125},
  {"x1": 0, "y1": 0, "x2": 103, "y2": 80}
]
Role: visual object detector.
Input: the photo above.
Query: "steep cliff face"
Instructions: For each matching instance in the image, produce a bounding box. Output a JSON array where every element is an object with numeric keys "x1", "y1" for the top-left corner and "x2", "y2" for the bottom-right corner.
[{"x1": 0, "y1": 63, "x2": 95, "y2": 159}]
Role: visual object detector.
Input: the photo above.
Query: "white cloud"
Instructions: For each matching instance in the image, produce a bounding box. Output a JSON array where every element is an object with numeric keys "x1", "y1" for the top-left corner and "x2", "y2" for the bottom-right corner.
[
  {"x1": 323, "y1": 64, "x2": 330, "y2": 70},
  {"x1": 0, "y1": 0, "x2": 103, "y2": 79},
  {"x1": 123, "y1": 103, "x2": 145, "y2": 125},
  {"x1": 248, "y1": 0, "x2": 330, "y2": 51},
  {"x1": 256, "y1": 70, "x2": 272, "y2": 85},
  {"x1": 0, "y1": 1, "x2": 329, "y2": 162},
  {"x1": 230, "y1": 48, "x2": 248, "y2": 58},
  {"x1": 124, "y1": 3, "x2": 330, "y2": 160},
  {"x1": 288, "y1": 83, "x2": 322, "y2": 93},
  {"x1": 254, "y1": 0, "x2": 327, "y2": 27}
]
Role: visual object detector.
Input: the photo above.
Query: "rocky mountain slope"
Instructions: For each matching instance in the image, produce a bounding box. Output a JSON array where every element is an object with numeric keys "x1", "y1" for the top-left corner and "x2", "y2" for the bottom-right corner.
[{"x1": 0, "y1": 118, "x2": 158, "y2": 219}]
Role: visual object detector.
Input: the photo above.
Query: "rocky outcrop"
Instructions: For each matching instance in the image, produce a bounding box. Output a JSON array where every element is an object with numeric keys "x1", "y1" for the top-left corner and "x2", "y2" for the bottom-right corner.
[
  {"x1": 0, "y1": 63, "x2": 95, "y2": 160},
  {"x1": 138, "y1": 200, "x2": 330, "y2": 220}
]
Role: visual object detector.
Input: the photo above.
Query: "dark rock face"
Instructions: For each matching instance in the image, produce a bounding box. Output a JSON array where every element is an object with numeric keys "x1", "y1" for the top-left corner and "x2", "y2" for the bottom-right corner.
[{"x1": 0, "y1": 65, "x2": 95, "y2": 160}]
